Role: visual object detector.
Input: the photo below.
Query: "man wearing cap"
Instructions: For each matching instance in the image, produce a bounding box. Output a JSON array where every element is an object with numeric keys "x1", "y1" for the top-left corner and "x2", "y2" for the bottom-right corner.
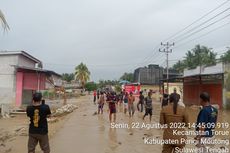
[{"x1": 26, "y1": 92, "x2": 51, "y2": 153}]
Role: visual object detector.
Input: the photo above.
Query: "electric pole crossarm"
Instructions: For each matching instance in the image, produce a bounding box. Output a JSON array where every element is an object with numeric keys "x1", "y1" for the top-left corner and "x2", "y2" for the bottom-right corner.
[{"x1": 159, "y1": 42, "x2": 175, "y2": 94}]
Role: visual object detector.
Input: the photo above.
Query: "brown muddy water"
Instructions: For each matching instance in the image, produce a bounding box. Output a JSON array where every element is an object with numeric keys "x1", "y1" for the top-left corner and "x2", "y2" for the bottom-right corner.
[
  {"x1": 50, "y1": 96, "x2": 230, "y2": 153},
  {"x1": 1, "y1": 95, "x2": 229, "y2": 153}
]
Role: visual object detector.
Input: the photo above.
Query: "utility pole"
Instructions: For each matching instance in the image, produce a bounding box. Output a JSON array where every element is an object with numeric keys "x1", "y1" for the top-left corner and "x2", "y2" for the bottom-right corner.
[{"x1": 159, "y1": 42, "x2": 174, "y2": 94}]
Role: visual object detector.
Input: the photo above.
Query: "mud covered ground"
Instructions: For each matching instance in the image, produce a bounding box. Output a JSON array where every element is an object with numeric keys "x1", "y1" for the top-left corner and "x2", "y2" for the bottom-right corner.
[{"x1": 0, "y1": 95, "x2": 229, "y2": 153}]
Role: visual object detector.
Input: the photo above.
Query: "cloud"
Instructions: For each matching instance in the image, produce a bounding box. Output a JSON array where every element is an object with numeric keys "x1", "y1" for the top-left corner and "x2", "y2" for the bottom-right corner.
[{"x1": 0, "y1": 0, "x2": 229, "y2": 81}]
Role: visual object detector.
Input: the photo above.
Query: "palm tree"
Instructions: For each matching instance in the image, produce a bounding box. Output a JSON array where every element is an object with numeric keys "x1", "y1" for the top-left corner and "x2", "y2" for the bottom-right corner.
[
  {"x1": 75, "y1": 62, "x2": 90, "y2": 89},
  {"x1": 0, "y1": 10, "x2": 10, "y2": 31}
]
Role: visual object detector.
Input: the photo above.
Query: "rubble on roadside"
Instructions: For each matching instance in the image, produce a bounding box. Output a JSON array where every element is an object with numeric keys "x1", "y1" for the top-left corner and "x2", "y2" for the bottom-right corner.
[
  {"x1": 52, "y1": 104, "x2": 78, "y2": 117},
  {"x1": 47, "y1": 117, "x2": 59, "y2": 123},
  {"x1": 1, "y1": 114, "x2": 10, "y2": 119},
  {"x1": 0, "y1": 104, "x2": 11, "y2": 119},
  {"x1": 14, "y1": 126, "x2": 28, "y2": 137},
  {"x1": 0, "y1": 126, "x2": 28, "y2": 153}
]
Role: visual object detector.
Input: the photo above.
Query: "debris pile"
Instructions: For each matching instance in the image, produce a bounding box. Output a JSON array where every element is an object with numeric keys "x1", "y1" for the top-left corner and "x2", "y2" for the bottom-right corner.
[
  {"x1": 0, "y1": 126, "x2": 28, "y2": 153},
  {"x1": 14, "y1": 126, "x2": 28, "y2": 137},
  {"x1": 0, "y1": 104, "x2": 11, "y2": 119},
  {"x1": 52, "y1": 104, "x2": 78, "y2": 117},
  {"x1": 1, "y1": 113, "x2": 10, "y2": 119}
]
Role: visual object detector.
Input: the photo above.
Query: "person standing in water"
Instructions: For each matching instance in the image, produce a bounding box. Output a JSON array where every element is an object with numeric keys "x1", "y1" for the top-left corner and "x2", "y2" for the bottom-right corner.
[
  {"x1": 97, "y1": 90, "x2": 100, "y2": 100},
  {"x1": 123, "y1": 92, "x2": 129, "y2": 114},
  {"x1": 128, "y1": 92, "x2": 135, "y2": 118},
  {"x1": 93, "y1": 90, "x2": 97, "y2": 104},
  {"x1": 137, "y1": 91, "x2": 144, "y2": 112},
  {"x1": 98, "y1": 92, "x2": 105, "y2": 114},
  {"x1": 161, "y1": 94, "x2": 169, "y2": 108},
  {"x1": 107, "y1": 92, "x2": 117, "y2": 122},
  {"x1": 143, "y1": 91, "x2": 153, "y2": 122},
  {"x1": 171, "y1": 88, "x2": 180, "y2": 103}
]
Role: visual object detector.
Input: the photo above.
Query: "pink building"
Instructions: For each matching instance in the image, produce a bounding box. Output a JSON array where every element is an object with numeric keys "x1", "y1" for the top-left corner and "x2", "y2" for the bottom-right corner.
[{"x1": 0, "y1": 51, "x2": 62, "y2": 108}]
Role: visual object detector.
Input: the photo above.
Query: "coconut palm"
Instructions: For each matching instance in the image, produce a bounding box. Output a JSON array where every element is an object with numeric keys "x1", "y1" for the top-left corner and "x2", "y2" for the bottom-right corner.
[
  {"x1": 75, "y1": 62, "x2": 90, "y2": 89},
  {"x1": 0, "y1": 10, "x2": 10, "y2": 31}
]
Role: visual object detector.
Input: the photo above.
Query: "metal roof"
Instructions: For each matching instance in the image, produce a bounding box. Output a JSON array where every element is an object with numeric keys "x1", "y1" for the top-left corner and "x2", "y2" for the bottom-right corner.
[
  {"x1": 0, "y1": 51, "x2": 42, "y2": 64},
  {"x1": 13, "y1": 65, "x2": 61, "y2": 77},
  {"x1": 183, "y1": 63, "x2": 224, "y2": 77}
]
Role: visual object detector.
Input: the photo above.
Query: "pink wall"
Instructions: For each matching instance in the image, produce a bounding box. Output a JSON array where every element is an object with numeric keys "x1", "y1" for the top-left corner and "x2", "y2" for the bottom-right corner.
[
  {"x1": 16, "y1": 72, "x2": 23, "y2": 107},
  {"x1": 16, "y1": 71, "x2": 46, "y2": 107},
  {"x1": 23, "y1": 73, "x2": 46, "y2": 90}
]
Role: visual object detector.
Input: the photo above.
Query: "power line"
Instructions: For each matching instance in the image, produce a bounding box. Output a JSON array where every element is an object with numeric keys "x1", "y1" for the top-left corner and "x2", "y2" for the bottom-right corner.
[
  {"x1": 135, "y1": 45, "x2": 161, "y2": 66},
  {"x1": 163, "y1": 0, "x2": 230, "y2": 42},
  {"x1": 172, "y1": 7, "x2": 230, "y2": 42},
  {"x1": 128, "y1": 45, "x2": 163, "y2": 71},
  {"x1": 174, "y1": 21, "x2": 230, "y2": 49},
  {"x1": 129, "y1": 0, "x2": 230, "y2": 73},
  {"x1": 175, "y1": 13, "x2": 230, "y2": 43},
  {"x1": 140, "y1": 1, "x2": 230, "y2": 73}
]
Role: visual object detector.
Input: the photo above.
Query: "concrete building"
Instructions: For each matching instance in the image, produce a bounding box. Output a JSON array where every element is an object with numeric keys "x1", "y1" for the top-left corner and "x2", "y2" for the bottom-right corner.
[
  {"x1": 0, "y1": 51, "x2": 62, "y2": 109},
  {"x1": 134, "y1": 64, "x2": 181, "y2": 85}
]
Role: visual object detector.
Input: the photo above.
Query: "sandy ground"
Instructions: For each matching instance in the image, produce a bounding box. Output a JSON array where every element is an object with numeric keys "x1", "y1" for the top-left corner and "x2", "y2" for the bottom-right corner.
[{"x1": 1, "y1": 95, "x2": 230, "y2": 153}]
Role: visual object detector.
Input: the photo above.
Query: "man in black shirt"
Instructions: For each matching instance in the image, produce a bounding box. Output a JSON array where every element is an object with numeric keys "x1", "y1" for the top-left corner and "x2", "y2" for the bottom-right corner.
[
  {"x1": 26, "y1": 92, "x2": 51, "y2": 153},
  {"x1": 171, "y1": 88, "x2": 180, "y2": 103},
  {"x1": 161, "y1": 94, "x2": 169, "y2": 108}
]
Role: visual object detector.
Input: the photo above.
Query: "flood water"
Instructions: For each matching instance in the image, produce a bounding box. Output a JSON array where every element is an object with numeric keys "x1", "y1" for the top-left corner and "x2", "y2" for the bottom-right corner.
[{"x1": 49, "y1": 96, "x2": 230, "y2": 153}]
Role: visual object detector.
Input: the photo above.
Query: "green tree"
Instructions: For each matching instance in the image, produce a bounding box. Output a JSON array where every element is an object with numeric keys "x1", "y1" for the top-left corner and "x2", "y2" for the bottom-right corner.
[
  {"x1": 85, "y1": 82, "x2": 97, "y2": 91},
  {"x1": 97, "y1": 80, "x2": 105, "y2": 89},
  {"x1": 172, "y1": 60, "x2": 186, "y2": 73},
  {"x1": 114, "y1": 85, "x2": 122, "y2": 93},
  {"x1": 0, "y1": 10, "x2": 10, "y2": 31},
  {"x1": 172, "y1": 45, "x2": 217, "y2": 71},
  {"x1": 75, "y1": 62, "x2": 90, "y2": 88},
  {"x1": 220, "y1": 49, "x2": 230, "y2": 63},
  {"x1": 62, "y1": 73, "x2": 75, "y2": 83},
  {"x1": 97, "y1": 79, "x2": 119, "y2": 89},
  {"x1": 120, "y1": 72, "x2": 134, "y2": 82}
]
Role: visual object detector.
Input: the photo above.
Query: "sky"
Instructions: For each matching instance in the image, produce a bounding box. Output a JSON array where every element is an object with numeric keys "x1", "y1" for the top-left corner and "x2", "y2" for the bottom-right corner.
[{"x1": 0, "y1": 0, "x2": 230, "y2": 81}]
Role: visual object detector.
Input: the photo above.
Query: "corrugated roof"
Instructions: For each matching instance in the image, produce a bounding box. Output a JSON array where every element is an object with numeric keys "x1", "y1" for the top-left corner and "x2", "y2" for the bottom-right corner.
[{"x1": 183, "y1": 63, "x2": 224, "y2": 77}]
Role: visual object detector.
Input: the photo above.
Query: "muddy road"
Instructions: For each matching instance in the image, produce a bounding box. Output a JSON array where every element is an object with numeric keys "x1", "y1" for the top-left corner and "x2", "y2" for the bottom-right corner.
[
  {"x1": 51, "y1": 95, "x2": 164, "y2": 153},
  {"x1": 50, "y1": 95, "x2": 230, "y2": 153},
  {"x1": 1, "y1": 95, "x2": 229, "y2": 153}
]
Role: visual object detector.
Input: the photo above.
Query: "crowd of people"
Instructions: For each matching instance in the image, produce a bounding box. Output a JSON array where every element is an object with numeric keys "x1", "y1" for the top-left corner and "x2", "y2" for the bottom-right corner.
[
  {"x1": 94, "y1": 89, "x2": 219, "y2": 153},
  {"x1": 24, "y1": 89, "x2": 218, "y2": 153},
  {"x1": 93, "y1": 88, "x2": 182, "y2": 123}
]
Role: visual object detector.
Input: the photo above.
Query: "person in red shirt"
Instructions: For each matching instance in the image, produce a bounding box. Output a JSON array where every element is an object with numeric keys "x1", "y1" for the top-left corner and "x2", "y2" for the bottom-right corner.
[{"x1": 107, "y1": 92, "x2": 117, "y2": 122}]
